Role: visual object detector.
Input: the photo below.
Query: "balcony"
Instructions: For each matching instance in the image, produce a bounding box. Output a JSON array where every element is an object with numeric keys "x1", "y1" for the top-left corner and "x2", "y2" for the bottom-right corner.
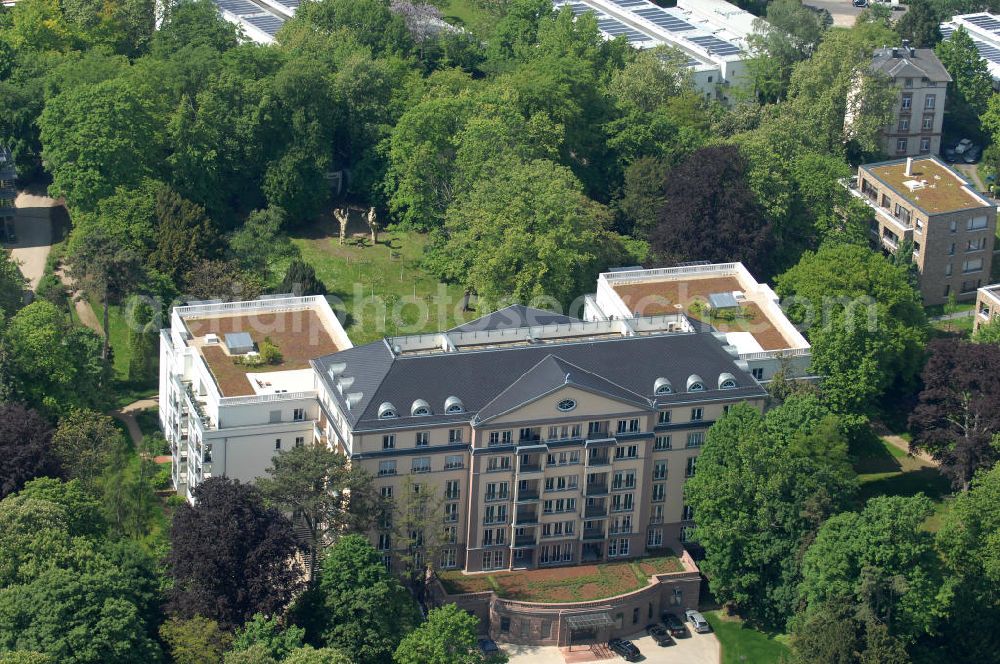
[
  {"x1": 518, "y1": 463, "x2": 542, "y2": 474},
  {"x1": 513, "y1": 535, "x2": 537, "y2": 547},
  {"x1": 484, "y1": 492, "x2": 510, "y2": 502},
  {"x1": 515, "y1": 512, "x2": 538, "y2": 525},
  {"x1": 582, "y1": 528, "x2": 605, "y2": 540},
  {"x1": 584, "y1": 504, "x2": 608, "y2": 518},
  {"x1": 587, "y1": 454, "x2": 610, "y2": 467},
  {"x1": 585, "y1": 482, "x2": 608, "y2": 496},
  {"x1": 881, "y1": 234, "x2": 899, "y2": 251},
  {"x1": 516, "y1": 490, "x2": 540, "y2": 502}
]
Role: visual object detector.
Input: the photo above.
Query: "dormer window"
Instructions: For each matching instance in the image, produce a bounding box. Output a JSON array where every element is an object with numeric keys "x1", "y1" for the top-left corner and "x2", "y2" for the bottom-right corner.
[
  {"x1": 718, "y1": 373, "x2": 737, "y2": 390},
  {"x1": 444, "y1": 396, "x2": 464, "y2": 414},
  {"x1": 411, "y1": 399, "x2": 431, "y2": 416},
  {"x1": 654, "y1": 377, "x2": 672, "y2": 395},
  {"x1": 378, "y1": 402, "x2": 397, "y2": 419},
  {"x1": 686, "y1": 375, "x2": 705, "y2": 393}
]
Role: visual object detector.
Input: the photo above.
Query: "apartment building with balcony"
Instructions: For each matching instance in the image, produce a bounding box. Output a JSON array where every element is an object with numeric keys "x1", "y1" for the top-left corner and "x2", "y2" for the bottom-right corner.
[
  {"x1": 311, "y1": 308, "x2": 768, "y2": 574},
  {"x1": 870, "y1": 42, "x2": 951, "y2": 157},
  {"x1": 159, "y1": 295, "x2": 352, "y2": 501},
  {"x1": 844, "y1": 156, "x2": 997, "y2": 306},
  {"x1": 975, "y1": 284, "x2": 1000, "y2": 332},
  {"x1": 584, "y1": 262, "x2": 812, "y2": 382}
]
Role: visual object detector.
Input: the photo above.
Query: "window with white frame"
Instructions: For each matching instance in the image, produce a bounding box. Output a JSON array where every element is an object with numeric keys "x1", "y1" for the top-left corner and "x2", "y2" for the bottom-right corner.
[
  {"x1": 690, "y1": 408, "x2": 703, "y2": 421},
  {"x1": 378, "y1": 460, "x2": 396, "y2": 476},
  {"x1": 655, "y1": 435, "x2": 671, "y2": 450},
  {"x1": 963, "y1": 258, "x2": 983, "y2": 274},
  {"x1": 444, "y1": 454, "x2": 463, "y2": 470},
  {"x1": 651, "y1": 483, "x2": 665, "y2": 502},
  {"x1": 482, "y1": 550, "x2": 504, "y2": 570},
  {"x1": 608, "y1": 537, "x2": 630, "y2": 557},
  {"x1": 444, "y1": 502, "x2": 458, "y2": 522},
  {"x1": 382, "y1": 434, "x2": 395, "y2": 450},
  {"x1": 293, "y1": 408, "x2": 305, "y2": 421},
  {"x1": 647, "y1": 528, "x2": 663, "y2": 547},
  {"x1": 380, "y1": 485, "x2": 393, "y2": 499},
  {"x1": 440, "y1": 549, "x2": 456, "y2": 569},
  {"x1": 686, "y1": 432, "x2": 705, "y2": 448},
  {"x1": 415, "y1": 432, "x2": 429, "y2": 447},
  {"x1": 683, "y1": 504, "x2": 695, "y2": 520},
  {"x1": 486, "y1": 456, "x2": 511, "y2": 472},
  {"x1": 445, "y1": 479, "x2": 460, "y2": 500},
  {"x1": 653, "y1": 461, "x2": 667, "y2": 481},
  {"x1": 411, "y1": 457, "x2": 431, "y2": 473},
  {"x1": 615, "y1": 444, "x2": 638, "y2": 459},
  {"x1": 650, "y1": 504, "x2": 663, "y2": 524},
  {"x1": 685, "y1": 457, "x2": 697, "y2": 478},
  {"x1": 448, "y1": 429, "x2": 463, "y2": 443},
  {"x1": 378, "y1": 533, "x2": 391, "y2": 550},
  {"x1": 968, "y1": 216, "x2": 988, "y2": 231},
  {"x1": 658, "y1": 410, "x2": 671, "y2": 424}
]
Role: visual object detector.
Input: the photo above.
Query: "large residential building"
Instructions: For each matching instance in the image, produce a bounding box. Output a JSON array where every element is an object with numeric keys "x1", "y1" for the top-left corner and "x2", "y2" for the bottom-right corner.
[
  {"x1": 975, "y1": 283, "x2": 1000, "y2": 332},
  {"x1": 161, "y1": 262, "x2": 805, "y2": 575},
  {"x1": 869, "y1": 42, "x2": 951, "y2": 158},
  {"x1": 844, "y1": 156, "x2": 997, "y2": 306},
  {"x1": 584, "y1": 262, "x2": 812, "y2": 382},
  {"x1": 312, "y1": 307, "x2": 768, "y2": 574},
  {"x1": 555, "y1": 0, "x2": 759, "y2": 103},
  {"x1": 941, "y1": 13, "x2": 1000, "y2": 88},
  {"x1": 158, "y1": 295, "x2": 352, "y2": 501}
]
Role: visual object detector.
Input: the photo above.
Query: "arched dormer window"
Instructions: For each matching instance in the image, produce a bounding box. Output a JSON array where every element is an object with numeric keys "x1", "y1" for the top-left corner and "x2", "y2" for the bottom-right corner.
[
  {"x1": 378, "y1": 402, "x2": 397, "y2": 419},
  {"x1": 718, "y1": 372, "x2": 737, "y2": 390},
  {"x1": 654, "y1": 377, "x2": 673, "y2": 395},
  {"x1": 686, "y1": 374, "x2": 705, "y2": 393},
  {"x1": 444, "y1": 396, "x2": 464, "y2": 414},
  {"x1": 411, "y1": 399, "x2": 431, "y2": 416}
]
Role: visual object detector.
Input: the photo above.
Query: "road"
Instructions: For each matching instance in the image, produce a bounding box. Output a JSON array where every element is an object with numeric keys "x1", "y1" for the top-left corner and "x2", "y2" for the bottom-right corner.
[
  {"x1": 803, "y1": 1, "x2": 906, "y2": 28},
  {"x1": 6, "y1": 190, "x2": 56, "y2": 290}
]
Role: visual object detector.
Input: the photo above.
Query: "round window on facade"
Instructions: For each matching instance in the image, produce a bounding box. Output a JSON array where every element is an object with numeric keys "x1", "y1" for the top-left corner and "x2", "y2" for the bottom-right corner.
[{"x1": 557, "y1": 399, "x2": 577, "y2": 412}]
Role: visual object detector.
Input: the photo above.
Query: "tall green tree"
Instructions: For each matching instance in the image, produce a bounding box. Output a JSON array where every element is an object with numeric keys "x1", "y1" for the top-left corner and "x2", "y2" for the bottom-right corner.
[
  {"x1": 228, "y1": 614, "x2": 304, "y2": 661},
  {"x1": 394, "y1": 604, "x2": 501, "y2": 664},
  {"x1": 159, "y1": 616, "x2": 232, "y2": 664},
  {"x1": 746, "y1": 0, "x2": 828, "y2": 103},
  {"x1": 0, "y1": 251, "x2": 26, "y2": 320},
  {"x1": 684, "y1": 397, "x2": 858, "y2": 629},
  {"x1": 257, "y1": 444, "x2": 376, "y2": 578},
  {"x1": 49, "y1": 409, "x2": 125, "y2": 488},
  {"x1": 147, "y1": 187, "x2": 219, "y2": 285},
  {"x1": 797, "y1": 495, "x2": 947, "y2": 646},
  {"x1": 68, "y1": 226, "x2": 144, "y2": 361},
  {"x1": 775, "y1": 243, "x2": 927, "y2": 415},
  {"x1": 933, "y1": 464, "x2": 1000, "y2": 661},
  {"x1": 303, "y1": 534, "x2": 419, "y2": 664},
  {"x1": 936, "y1": 26, "x2": 993, "y2": 138},
  {"x1": 426, "y1": 158, "x2": 632, "y2": 311},
  {"x1": 228, "y1": 207, "x2": 293, "y2": 281},
  {"x1": 38, "y1": 76, "x2": 163, "y2": 212},
  {"x1": 894, "y1": 0, "x2": 943, "y2": 47},
  {"x1": 2, "y1": 300, "x2": 105, "y2": 414}
]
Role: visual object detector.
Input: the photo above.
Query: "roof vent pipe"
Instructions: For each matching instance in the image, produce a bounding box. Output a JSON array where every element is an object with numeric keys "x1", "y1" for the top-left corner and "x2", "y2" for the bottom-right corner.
[{"x1": 905, "y1": 157, "x2": 913, "y2": 177}]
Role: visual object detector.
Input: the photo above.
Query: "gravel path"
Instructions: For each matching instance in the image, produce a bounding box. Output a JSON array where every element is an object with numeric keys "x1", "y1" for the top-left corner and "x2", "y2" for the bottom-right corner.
[{"x1": 7, "y1": 191, "x2": 57, "y2": 290}]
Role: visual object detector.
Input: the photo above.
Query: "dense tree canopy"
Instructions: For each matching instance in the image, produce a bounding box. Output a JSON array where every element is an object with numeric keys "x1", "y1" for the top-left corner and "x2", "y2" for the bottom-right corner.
[
  {"x1": 0, "y1": 405, "x2": 60, "y2": 500},
  {"x1": 685, "y1": 397, "x2": 857, "y2": 629},
  {"x1": 650, "y1": 145, "x2": 773, "y2": 276},
  {"x1": 909, "y1": 339, "x2": 1000, "y2": 490},
  {"x1": 775, "y1": 243, "x2": 927, "y2": 415},
  {"x1": 394, "y1": 604, "x2": 495, "y2": 664},
  {"x1": 166, "y1": 477, "x2": 303, "y2": 630}
]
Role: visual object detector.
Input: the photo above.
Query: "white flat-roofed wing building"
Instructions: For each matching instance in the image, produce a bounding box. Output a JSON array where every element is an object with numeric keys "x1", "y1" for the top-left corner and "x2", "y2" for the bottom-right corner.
[
  {"x1": 158, "y1": 295, "x2": 352, "y2": 500},
  {"x1": 584, "y1": 262, "x2": 812, "y2": 381},
  {"x1": 941, "y1": 13, "x2": 1000, "y2": 88},
  {"x1": 554, "y1": 0, "x2": 761, "y2": 104}
]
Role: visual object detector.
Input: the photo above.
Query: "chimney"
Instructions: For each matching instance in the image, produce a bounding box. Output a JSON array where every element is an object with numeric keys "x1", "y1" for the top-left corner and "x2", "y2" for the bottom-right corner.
[
  {"x1": 905, "y1": 157, "x2": 913, "y2": 177},
  {"x1": 910, "y1": 47, "x2": 916, "y2": 57},
  {"x1": 892, "y1": 46, "x2": 898, "y2": 58},
  {"x1": 902, "y1": 39, "x2": 910, "y2": 49}
]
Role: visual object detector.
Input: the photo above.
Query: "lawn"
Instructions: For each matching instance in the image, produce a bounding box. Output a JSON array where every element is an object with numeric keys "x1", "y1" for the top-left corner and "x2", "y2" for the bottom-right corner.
[
  {"x1": 289, "y1": 223, "x2": 469, "y2": 344},
  {"x1": 853, "y1": 436, "x2": 952, "y2": 531},
  {"x1": 438, "y1": 553, "x2": 682, "y2": 603},
  {"x1": 704, "y1": 610, "x2": 791, "y2": 664},
  {"x1": 437, "y1": 0, "x2": 497, "y2": 32}
]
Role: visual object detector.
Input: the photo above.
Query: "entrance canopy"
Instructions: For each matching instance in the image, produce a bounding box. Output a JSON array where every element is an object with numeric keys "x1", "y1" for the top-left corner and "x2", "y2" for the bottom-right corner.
[{"x1": 565, "y1": 613, "x2": 615, "y2": 631}]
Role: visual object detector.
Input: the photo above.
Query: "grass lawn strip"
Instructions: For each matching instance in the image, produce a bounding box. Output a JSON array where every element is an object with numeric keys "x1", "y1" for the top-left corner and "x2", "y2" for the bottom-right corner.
[{"x1": 704, "y1": 610, "x2": 791, "y2": 664}]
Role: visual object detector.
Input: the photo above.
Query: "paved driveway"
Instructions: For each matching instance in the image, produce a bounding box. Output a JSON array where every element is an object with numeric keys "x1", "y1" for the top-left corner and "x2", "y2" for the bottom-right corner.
[
  {"x1": 503, "y1": 629, "x2": 720, "y2": 664},
  {"x1": 6, "y1": 191, "x2": 57, "y2": 290}
]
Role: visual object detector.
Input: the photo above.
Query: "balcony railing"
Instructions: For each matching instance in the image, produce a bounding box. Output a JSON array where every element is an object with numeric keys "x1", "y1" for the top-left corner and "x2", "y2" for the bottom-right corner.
[
  {"x1": 582, "y1": 528, "x2": 605, "y2": 540},
  {"x1": 518, "y1": 463, "x2": 542, "y2": 474},
  {"x1": 516, "y1": 490, "x2": 540, "y2": 502},
  {"x1": 587, "y1": 455, "x2": 610, "y2": 466},
  {"x1": 513, "y1": 535, "x2": 536, "y2": 547},
  {"x1": 585, "y1": 504, "x2": 608, "y2": 518},
  {"x1": 515, "y1": 513, "x2": 538, "y2": 525},
  {"x1": 585, "y1": 483, "x2": 608, "y2": 496}
]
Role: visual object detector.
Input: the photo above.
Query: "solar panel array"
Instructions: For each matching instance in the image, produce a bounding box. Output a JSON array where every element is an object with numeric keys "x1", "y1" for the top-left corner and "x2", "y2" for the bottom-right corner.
[
  {"x1": 965, "y1": 13, "x2": 1000, "y2": 33},
  {"x1": 942, "y1": 20, "x2": 1000, "y2": 67},
  {"x1": 213, "y1": 0, "x2": 286, "y2": 40},
  {"x1": 633, "y1": 6, "x2": 694, "y2": 32},
  {"x1": 597, "y1": 16, "x2": 652, "y2": 43},
  {"x1": 687, "y1": 34, "x2": 741, "y2": 56}
]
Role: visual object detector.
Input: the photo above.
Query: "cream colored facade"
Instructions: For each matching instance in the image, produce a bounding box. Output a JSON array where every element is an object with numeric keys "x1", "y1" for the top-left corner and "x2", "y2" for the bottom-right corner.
[{"x1": 871, "y1": 44, "x2": 951, "y2": 158}]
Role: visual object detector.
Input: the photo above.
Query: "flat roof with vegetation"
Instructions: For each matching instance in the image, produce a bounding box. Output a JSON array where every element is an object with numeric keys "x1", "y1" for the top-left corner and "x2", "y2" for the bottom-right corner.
[
  {"x1": 438, "y1": 553, "x2": 683, "y2": 603},
  {"x1": 864, "y1": 157, "x2": 995, "y2": 215}
]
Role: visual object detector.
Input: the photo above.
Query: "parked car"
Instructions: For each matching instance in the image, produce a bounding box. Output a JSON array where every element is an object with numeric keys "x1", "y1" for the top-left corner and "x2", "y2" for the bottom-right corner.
[
  {"x1": 608, "y1": 637, "x2": 642, "y2": 661},
  {"x1": 943, "y1": 147, "x2": 958, "y2": 163},
  {"x1": 852, "y1": 0, "x2": 867, "y2": 7},
  {"x1": 955, "y1": 138, "x2": 975, "y2": 155},
  {"x1": 478, "y1": 638, "x2": 500, "y2": 656},
  {"x1": 662, "y1": 612, "x2": 688, "y2": 637},
  {"x1": 646, "y1": 623, "x2": 673, "y2": 646},
  {"x1": 685, "y1": 609, "x2": 712, "y2": 634},
  {"x1": 964, "y1": 145, "x2": 982, "y2": 163}
]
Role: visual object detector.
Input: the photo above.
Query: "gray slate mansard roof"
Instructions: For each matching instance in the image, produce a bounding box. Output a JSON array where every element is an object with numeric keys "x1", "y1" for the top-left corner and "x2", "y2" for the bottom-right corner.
[
  {"x1": 311, "y1": 326, "x2": 766, "y2": 433},
  {"x1": 448, "y1": 304, "x2": 580, "y2": 332},
  {"x1": 870, "y1": 46, "x2": 952, "y2": 83}
]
